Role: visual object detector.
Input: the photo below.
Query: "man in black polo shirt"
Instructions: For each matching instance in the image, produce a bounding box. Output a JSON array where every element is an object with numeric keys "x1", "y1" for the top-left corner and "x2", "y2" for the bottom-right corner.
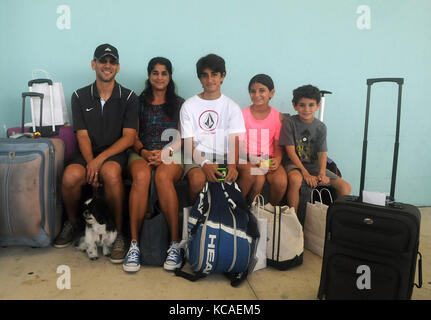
[{"x1": 54, "y1": 44, "x2": 139, "y2": 264}]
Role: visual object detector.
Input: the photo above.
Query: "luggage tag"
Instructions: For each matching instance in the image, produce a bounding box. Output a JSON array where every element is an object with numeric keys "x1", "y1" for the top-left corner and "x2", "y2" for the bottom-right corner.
[{"x1": 362, "y1": 190, "x2": 386, "y2": 206}]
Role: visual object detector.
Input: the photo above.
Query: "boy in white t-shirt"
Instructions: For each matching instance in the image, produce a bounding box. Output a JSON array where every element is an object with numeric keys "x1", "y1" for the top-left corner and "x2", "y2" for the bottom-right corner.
[{"x1": 180, "y1": 54, "x2": 246, "y2": 202}]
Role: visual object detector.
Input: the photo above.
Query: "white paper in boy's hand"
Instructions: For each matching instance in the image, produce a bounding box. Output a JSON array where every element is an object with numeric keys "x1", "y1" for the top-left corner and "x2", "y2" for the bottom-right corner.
[{"x1": 362, "y1": 190, "x2": 386, "y2": 206}]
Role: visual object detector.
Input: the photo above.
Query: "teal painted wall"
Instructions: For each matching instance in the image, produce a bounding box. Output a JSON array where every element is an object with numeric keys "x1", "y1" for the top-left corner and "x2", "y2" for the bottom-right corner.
[{"x1": 1, "y1": 0, "x2": 430, "y2": 205}]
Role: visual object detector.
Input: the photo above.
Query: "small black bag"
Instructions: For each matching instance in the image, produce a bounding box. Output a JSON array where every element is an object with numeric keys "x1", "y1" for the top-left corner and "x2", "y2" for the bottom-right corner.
[
  {"x1": 139, "y1": 201, "x2": 170, "y2": 266},
  {"x1": 138, "y1": 170, "x2": 170, "y2": 266}
]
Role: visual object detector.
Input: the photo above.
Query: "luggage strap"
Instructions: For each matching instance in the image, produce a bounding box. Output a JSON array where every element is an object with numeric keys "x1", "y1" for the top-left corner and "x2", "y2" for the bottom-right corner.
[
  {"x1": 224, "y1": 271, "x2": 248, "y2": 288},
  {"x1": 189, "y1": 185, "x2": 209, "y2": 235},
  {"x1": 174, "y1": 263, "x2": 249, "y2": 287},
  {"x1": 174, "y1": 265, "x2": 206, "y2": 282},
  {"x1": 271, "y1": 206, "x2": 282, "y2": 261}
]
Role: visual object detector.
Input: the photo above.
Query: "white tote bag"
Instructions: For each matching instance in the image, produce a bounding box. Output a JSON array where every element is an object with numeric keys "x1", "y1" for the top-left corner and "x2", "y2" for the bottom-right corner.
[
  {"x1": 251, "y1": 195, "x2": 303, "y2": 270},
  {"x1": 250, "y1": 195, "x2": 267, "y2": 272},
  {"x1": 304, "y1": 188, "x2": 333, "y2": 257},
  {"x1": 27, "y1": 69, "x2": 69, "y2": 131}
]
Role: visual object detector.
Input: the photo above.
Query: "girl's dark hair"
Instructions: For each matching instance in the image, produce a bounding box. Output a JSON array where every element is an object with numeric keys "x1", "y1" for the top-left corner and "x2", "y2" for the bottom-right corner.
[
  {"x1": 139, "y1": 57, "x2": 181, "y2": 120},
  {"x1": 292, "y1": 84, "x2": 321, "y2": 106},
  {"x1": 248, "y1": 74, "x2": 274, "y2": 91}
]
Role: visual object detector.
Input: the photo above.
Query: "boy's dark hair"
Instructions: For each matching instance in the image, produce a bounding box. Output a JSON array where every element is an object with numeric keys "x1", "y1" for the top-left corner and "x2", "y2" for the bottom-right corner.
[
  {"x1": 292, "y1": 84, "x2": 321, "y2": 106},
  {"x1": 196, "y1": 54, "x2": 226, "y2": 78},
  {"x1": 248, "y1": 74, "x2": 274, "y2": 91}
]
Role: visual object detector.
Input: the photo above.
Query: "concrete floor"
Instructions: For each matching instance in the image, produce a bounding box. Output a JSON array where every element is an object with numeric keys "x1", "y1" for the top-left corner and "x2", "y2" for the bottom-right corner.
[{"x1": 0, "y1": 207, "x2": 430, "y2": 300}]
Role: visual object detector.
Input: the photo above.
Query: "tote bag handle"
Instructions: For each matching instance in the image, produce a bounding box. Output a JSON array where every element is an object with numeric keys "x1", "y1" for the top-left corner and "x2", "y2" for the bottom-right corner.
[{"x1": 311, "y1": 188, "x2": 333, "y2": 211}]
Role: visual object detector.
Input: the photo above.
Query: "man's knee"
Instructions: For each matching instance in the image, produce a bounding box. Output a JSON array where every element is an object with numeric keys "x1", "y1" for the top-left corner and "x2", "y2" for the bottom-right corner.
[
  {"x1": 100, "y1": 162, "x2": 123, "y2": 186},
  {"x1": 62, "y1": 164, "x2": 86, "y2": 188}
]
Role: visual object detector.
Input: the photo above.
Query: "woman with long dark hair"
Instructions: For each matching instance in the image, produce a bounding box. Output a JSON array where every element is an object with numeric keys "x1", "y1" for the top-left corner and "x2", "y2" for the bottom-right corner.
[{"x1": 123, "y1": 57, "x2": 184, "y2": 273}]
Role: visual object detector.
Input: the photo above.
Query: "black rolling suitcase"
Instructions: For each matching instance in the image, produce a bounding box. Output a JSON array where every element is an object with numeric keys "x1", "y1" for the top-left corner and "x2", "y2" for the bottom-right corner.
[{"x1": 317, "y1": 78, "x2": 423, "y2": 300}]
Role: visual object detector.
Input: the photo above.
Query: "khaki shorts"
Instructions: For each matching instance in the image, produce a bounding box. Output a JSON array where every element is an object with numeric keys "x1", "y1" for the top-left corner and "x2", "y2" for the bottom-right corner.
[
  {"x1": 128, "y1": 149, "x2": 183, "y2": 167},
  {"x1": 182, "y1": 163, "x2": 201, "y2": 179}
]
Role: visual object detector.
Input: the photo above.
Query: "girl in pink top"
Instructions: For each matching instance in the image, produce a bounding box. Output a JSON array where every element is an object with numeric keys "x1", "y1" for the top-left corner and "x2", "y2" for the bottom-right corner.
[{"x1": 237, "y1": 74, "x2": 287, "y2": 205}]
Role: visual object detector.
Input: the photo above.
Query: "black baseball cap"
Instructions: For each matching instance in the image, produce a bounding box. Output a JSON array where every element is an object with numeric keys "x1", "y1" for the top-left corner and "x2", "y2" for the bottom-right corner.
[{"x1": 93, "y1": 44, "x2": 119, "y2": 61}]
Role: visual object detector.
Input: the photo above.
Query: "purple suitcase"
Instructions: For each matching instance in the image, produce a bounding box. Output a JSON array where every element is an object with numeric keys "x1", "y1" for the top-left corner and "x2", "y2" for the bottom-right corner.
[
  {"x1": 7, "y1": 87, "x2": 77, "y2": 161},
  {"x1": 7, "y1": 125, "x2": 77, "y2": 161}
]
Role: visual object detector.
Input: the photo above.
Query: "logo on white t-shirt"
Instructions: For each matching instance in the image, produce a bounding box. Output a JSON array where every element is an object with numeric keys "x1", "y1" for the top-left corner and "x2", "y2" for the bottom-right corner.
[{"x1": 198, "y1": 110, "x2": 219, "y2": 132}]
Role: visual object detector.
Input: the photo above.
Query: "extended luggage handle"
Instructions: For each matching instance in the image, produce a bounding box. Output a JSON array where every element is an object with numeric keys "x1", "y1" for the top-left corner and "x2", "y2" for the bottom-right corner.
[
  {"x1": 318, "y1": 90, "x2": 332, "y2": 122},
  {"x1": 28, "y1": 78, "x2": 56, "y2": 132},
  {"x1": 359, "y1": 78, "x2": 404, "y2": 203},
  {"x1": 28, "y1": 79, "x2": 53, "y2": 87},
  {"x1": 21, "y1": 92, "x2": 44, "y2": 134},
  {"x1": 367, "y1": 78, "x2": 404, "y2": 85},
  {"x1": 320, "y1": 90, "x2": 333, "y2": 96}
]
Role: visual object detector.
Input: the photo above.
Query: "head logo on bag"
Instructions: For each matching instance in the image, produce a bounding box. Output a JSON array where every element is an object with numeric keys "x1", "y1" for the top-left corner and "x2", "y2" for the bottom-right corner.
[{"x1": 204, "y1": 234, "x2": 217, "y2": 274}]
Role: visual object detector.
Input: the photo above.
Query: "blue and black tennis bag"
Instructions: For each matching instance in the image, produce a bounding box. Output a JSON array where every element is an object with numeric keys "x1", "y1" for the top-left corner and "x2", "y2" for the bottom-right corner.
[{"x1": 175, "y1": 182, "x2": 259, "y2": 287}]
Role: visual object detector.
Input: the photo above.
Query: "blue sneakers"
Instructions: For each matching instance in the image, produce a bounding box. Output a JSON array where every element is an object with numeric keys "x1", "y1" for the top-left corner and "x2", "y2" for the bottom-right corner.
[
  {"x1": 164, "y1": 241, "x2": 183, "y2": 271},
  {"x1": 123, "y1": 241, "x2": 141, "y2": 273}
]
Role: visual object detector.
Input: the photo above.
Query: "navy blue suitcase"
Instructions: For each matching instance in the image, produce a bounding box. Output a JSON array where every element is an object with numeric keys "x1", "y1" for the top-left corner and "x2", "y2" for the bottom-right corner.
[{"x1": 317, "y1": 78, "x2": 422, "y2": 300}]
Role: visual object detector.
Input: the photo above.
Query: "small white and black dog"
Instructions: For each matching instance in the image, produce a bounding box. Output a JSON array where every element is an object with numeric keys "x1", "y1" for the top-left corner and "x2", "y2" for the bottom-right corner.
[{"x1": 76, "y1": 196, "x2": 117, "y2": 260}]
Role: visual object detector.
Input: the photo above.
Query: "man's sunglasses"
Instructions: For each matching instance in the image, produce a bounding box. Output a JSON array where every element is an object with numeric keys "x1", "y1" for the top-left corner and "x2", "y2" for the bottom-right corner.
[{"x1": 97, "y1": 56, "x2": 118, "y2": 65}]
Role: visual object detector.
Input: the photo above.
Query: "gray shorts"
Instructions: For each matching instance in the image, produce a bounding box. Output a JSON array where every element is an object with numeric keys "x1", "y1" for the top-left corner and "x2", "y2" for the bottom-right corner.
[
  {"x1": 284, "y1": 162, "x2": 339, "y2": 183},
  {"x1": 182, "y1": 157, "x2": 228, "y2": 180}
]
